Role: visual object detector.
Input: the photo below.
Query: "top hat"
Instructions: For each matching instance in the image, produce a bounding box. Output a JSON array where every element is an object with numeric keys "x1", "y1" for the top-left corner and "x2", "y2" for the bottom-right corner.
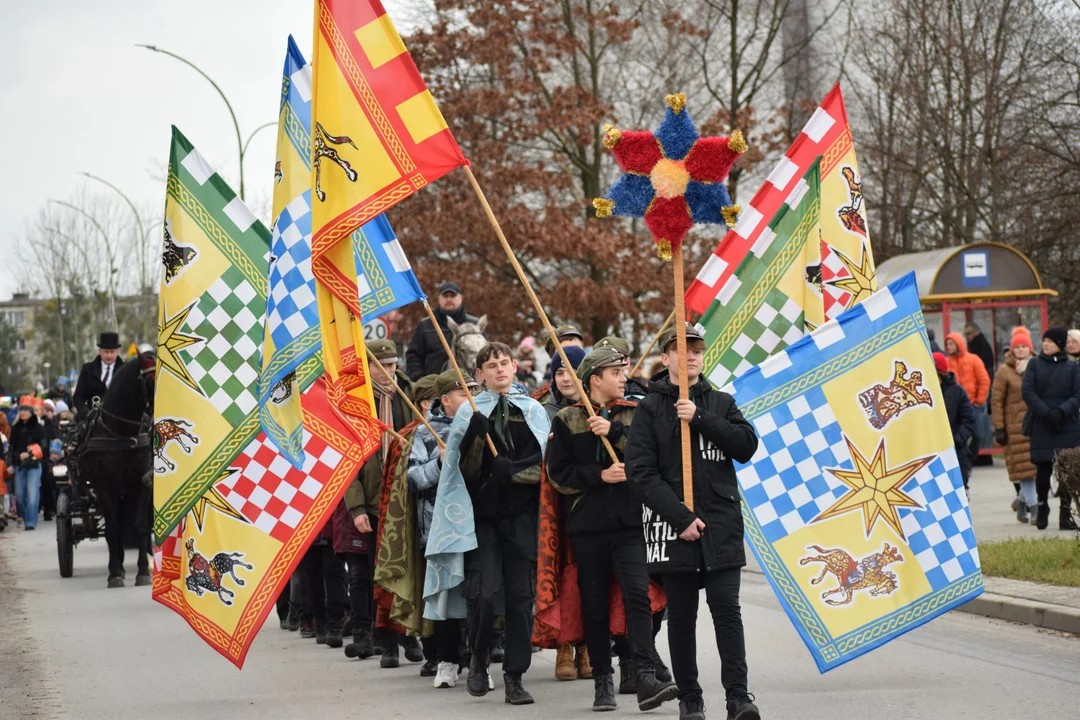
[{"x1": 97, "y1": 332, "x2": 121, "y2": 349}]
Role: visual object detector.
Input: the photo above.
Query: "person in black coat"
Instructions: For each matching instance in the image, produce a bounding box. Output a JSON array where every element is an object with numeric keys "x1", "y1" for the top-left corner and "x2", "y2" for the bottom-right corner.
[
  {"x1": 72, "y1": 332, "x2": 124, "y2": 416},
  {"x1": 625, "y1": 325, "x2": 760, "y2": 720},
  {"x1": 964, "y1": 323, "x2": 996, "y2": 380},
  {"x1": 405, "y1": 282, "x2": 479, "y2": 381},
  {"x1": 933, "y1": 352, "x2": 976, "y2": 490},
  {"x1": 7, "y1": 398, "x2": 45, "y2": 529},
  {"x1": 1020, "y1": 326, "x2": 1080, "y2": 530}
]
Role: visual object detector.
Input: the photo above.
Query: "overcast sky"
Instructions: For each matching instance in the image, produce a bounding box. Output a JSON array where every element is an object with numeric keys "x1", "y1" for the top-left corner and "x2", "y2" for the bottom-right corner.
[{"x1": 0, "y1": 0, "x2": 415, "y2": 300}]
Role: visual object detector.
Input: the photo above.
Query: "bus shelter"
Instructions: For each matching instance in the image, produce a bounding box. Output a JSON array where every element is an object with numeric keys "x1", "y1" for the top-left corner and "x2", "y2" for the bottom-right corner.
[{"x1": 876, "y1": 242, "x2": 1056, "y2": 369}]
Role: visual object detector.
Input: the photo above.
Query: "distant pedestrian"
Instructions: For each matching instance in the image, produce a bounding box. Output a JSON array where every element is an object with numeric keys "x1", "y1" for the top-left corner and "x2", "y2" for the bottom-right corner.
[
  {"x1": 927, "y1": 328, "x2": 943, "y2": 355},
  {"x1": 964, "y1": 323, "x2": 996, "y2": 380},
  {"x1": 991, "y1": 329, "x2": 1037, "y2": 523},
  {"x1": 946, "y1": 332, "x2": 991, "y2": 463},
  {"x1": 934, "y1": 353, "x2": 976, "y2": 493},
  {"x1": 1021, "y1": 326, "x2": 1080, "y2": 531},
  {"x1": 7, "y1": 397, "x2": 44, "y2": 530},
  {"x1": 1067, "y1": 329, "x2": 1080, "y2": 363}
]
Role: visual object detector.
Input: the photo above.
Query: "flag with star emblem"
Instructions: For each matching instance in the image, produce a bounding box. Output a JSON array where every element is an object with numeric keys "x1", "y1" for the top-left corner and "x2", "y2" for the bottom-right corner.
[
  {"x1": 154, "y1": 126, "x2": 321, "y2": 542},
  {"x1": 152, "y1": 379, "x2": 370, "y2": 668},
  {"x1": 686, "y1": 84, "x2": 876, "y2": 320},
  {"x1": 725, "y1": 272, "x2": 982, "y2": 672},
  {"x1": 698, "y1": 159, "x2": 824, "y2": 390}
]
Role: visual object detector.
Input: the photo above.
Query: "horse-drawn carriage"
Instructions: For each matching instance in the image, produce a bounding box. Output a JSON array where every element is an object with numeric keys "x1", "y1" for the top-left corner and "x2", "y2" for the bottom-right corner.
[{"x1": 55, "y1": 353, "x2": 156, "y2": 586}]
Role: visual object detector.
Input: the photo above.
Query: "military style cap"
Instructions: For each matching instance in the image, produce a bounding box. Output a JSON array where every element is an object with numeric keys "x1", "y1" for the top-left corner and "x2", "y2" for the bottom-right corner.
[
  {"x1": 411, "y1": 374, "x2": 441, "y2": 404},
  {"x1": 658, "y1": 324, "x2": 705, "y2": 354},
  {"x1": 543, "y1": 324, "x2": 584, "y2": 355},
  {"x1": 595, "y1": 335, "x2": 630, "y2": 355},
  {"x1": 369, "y1": 339, "x2": 399, "y2": 360},
  {"x1": 434, "y1": 369, "x2": 479, "y2": 398},
  {"x1": 579, "y1": 347, "x2": 629, "y2": 386}
]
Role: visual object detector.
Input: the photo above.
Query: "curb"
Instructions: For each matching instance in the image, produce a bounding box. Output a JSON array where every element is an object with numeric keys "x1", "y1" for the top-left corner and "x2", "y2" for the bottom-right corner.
[{"x1": 956, "y1": 593, "x2": 1080, "y2": 634}]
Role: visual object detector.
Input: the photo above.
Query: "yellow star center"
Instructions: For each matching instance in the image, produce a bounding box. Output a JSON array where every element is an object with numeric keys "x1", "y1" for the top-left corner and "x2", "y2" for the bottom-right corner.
[
  {"x1": 813, "y1": 436, "x2": 932, "y2": 540},
  {"x1": 826, "y1": 242, "x2": 877, "y2": 309},
  {"x1": 650, "y1": 158, "x2": 690, "y2": 199},
  {"x1": 158, "y1": 300, "x2": 205, "y2": 396}
]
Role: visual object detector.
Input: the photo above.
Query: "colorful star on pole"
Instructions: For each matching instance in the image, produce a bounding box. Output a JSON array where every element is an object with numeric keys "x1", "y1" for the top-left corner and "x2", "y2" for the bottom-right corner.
[
  {"x1": 158, "y1": 300, "x2": 205, "y2": 395},
  {"x1": 593, "y1": 93, "x2": 747, "y2": 260}
]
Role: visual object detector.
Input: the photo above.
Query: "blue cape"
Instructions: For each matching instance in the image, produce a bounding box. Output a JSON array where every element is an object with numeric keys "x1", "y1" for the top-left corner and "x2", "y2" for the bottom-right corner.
[{"x1": 422, "y1": 389, "x2": 549, "y2": 620}]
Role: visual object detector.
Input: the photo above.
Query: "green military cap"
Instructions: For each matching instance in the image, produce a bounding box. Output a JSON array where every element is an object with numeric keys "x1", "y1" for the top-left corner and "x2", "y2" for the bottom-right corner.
[
  {"x1": 434, "y1": 369, "x2": 479, "y2": 398},
  {"x1": 579, "y1": 346, "x2": 629, "y2": 386},
  {"x1": 543, "y1": 324, "x2": 584, "y2": 355},
  {"x1": 595, "y1": 335, "x2": 630, "y2": 355},
  {"x1": 411, "y1": 374, "x2": 441, "y2": 404},
  {"x1": 368, "y1": 339, "x2": 398, "y2": 360},
  {"x1": 658, "y1": 323, "x2": 705, "y2": 354}
]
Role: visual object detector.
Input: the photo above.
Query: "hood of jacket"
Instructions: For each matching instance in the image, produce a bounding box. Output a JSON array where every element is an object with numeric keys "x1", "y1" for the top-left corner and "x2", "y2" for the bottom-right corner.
[{"x1": 946, "y1": 332, "x2": 969, "y2": 357}]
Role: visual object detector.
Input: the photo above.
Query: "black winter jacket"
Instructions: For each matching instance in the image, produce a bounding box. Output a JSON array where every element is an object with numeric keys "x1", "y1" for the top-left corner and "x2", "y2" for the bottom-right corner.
[
  {"x1": 405, "y1": 306, "x2": 478, "y2": 381},
  {"x1": 460, "y1": 404, "x2": 543, "y2": 521},
  {"x1": 939, "y1": 372, "x2": 975, "y2": 474},
  {"x1": 1021, "y1": 351, "x2": 1080, "y2": 463},
  {"x1": 8, "y1": 416, "x2": 45, "y2": 469},
  {"x1": 625, "y1": 376, "x2": 758, "y2": 574},
  {"x1": 546, "y1": 400, "x2": 638, "y2": 536}
]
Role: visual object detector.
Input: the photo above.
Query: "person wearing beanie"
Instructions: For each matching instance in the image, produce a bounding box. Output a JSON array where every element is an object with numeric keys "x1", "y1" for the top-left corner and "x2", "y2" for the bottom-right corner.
[
  {"x1": 6, "y1": 396, "x2": 44, "y2": 529},
  {"x1": 991, "y1": 328, "x2": 1038, "y2": 523},
  {"x1": 1021, "y1": 326, "x2": 1080, "y2": 530},
  {"x1": 945, "y1": 332, "x2": 991, "y2": 463},
  {"x1": 1067, "y1": 329, "x2": 1080, "y2": 363},
  {"x1": 546, "y1": 346, "x2": 676, "y2": 712},
  {"x1": 532, "y1": 325, "x2": 587, "y2": 405},
  {"x1": 934, "y1": 352, "x2": 977, "y2": 493}
]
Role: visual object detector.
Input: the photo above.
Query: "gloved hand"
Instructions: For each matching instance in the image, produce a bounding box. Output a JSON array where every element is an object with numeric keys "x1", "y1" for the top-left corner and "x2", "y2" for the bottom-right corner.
[
  {"x1": 994, "y1": 428, "x2": 1007, "y2": 447},
  {"x1": 490, "y1": 456, "x2": 514, "y2": 483},
  {"x1": 1046, "y1": 407, "x2": 1065, "y2": 427},
  {"x1": 468, "y1": 411, "x2": 490, "y2": 438}
]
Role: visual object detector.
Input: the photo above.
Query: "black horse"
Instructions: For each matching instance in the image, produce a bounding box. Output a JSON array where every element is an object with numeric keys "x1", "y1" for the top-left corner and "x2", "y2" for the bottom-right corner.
[{"x1": 73, "y1": 352, "x2": 156, "y2": 588}]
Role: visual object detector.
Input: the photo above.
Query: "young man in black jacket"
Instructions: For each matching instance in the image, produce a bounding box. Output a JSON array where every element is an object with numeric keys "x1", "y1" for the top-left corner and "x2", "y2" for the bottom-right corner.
[
  {"x1": 547, "y1": 346, "x2": 678, "y2": 713},
  {"x1": 459, "y1": 342, "x2": 547, "y2": 704},
  {"x1": 625, "y1": 326, "x2": 761, "y2": 720}
]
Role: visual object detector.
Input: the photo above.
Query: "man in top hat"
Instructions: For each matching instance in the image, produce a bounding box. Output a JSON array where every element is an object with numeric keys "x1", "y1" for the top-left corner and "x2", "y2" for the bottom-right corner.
[
  {"x1": 73, "y1": 332, "x2": 124, "y2": 416},
  {"x1": 406, "y1": 281, "x2": 481, "y2": 381}
]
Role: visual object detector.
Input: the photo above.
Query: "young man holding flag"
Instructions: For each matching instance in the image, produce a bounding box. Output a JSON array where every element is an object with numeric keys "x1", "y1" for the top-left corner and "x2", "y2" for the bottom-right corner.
[{"x1": 625, "y1": 326, "x2": 761, "y2": 720}]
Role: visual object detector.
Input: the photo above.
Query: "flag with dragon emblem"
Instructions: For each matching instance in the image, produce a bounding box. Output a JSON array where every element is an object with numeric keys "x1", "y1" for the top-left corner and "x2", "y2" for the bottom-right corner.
[
  {"x1": 698, "y1": 159, "x2": 824, "y2": 389},
  {"x1": 153, "y1": 379, "x2": 369, "y2": 668},
  {"x1": 154, "y1": 126, "x2": 321, "y2": 542},
  {"x1": 725, "y1": 272, "x2": 982, "y2": 672},
  {"x1": 686, "y1": 84, "x2": 876, "y2": 321}
]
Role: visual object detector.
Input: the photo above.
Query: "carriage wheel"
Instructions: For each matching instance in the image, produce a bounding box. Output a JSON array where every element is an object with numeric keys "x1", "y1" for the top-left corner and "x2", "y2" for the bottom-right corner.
[{"x1": 56, "y1": 492, "x2": 74, "y2": 578}]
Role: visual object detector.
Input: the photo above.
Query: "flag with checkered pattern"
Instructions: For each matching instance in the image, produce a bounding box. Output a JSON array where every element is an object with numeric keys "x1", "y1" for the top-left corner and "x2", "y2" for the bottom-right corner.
[
  {"x1": 698, "y1": 159, "x2": 824, "y2": 390},
  {"x1": 726, "y1": 272, "x2": 982, "y2": 673},
  {"x1": 154, "y1": 126, "x2": 322, "y2": 544},
  {"x1": 152, "y1": 378, "x2": 370, "y2": 668}
]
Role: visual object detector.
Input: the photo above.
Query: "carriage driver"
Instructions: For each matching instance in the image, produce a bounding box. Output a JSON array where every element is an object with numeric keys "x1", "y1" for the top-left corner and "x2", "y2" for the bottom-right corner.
[
  {"x1": 406, "y1": 281, "x2": 481, "y2": 381},
  {"x1": 73, "y1": 332, "x2": 125, "y2": 417}
]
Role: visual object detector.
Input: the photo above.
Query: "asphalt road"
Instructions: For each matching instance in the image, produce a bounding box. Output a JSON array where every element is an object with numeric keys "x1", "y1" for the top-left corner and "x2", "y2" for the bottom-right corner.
[{"x1": 1, "y1": 522, "x2": 1078, "y2": 719}]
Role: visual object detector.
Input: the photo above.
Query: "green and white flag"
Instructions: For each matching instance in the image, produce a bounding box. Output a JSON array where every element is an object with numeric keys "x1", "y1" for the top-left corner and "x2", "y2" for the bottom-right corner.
[{"x1": 700, "y1": 158, "x2": 825, "y2": 390}]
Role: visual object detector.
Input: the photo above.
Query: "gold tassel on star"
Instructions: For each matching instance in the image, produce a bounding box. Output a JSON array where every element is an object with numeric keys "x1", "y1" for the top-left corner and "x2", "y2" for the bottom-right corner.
[
  {"x1": 721, "y1": 205, "x2": 741, "y2": 228},
  {"x1": 593, "y1": 198, "x2": 615, "y2": 218},
  {"x1": 656, "y1": 239, "x2": 673, "y2": 262},
  {"x1": 602, "y1": 123, "x2": 622, "y2": 148},
  {"x1": 665, "y1": 93, "x2": 686, "y2": 114},
  {"x1": 728, "y1": 130, "x2": 748, "y2": 154}
]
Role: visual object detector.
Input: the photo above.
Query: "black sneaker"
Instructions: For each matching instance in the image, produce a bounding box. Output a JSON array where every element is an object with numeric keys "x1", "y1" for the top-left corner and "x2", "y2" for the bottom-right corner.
[
  {"x1": 728, "y1": 693, "x2": 760, "y2": 720},
  {"x1": 1036, "y1": 502, "x2": 1050, "y2": 530},
  {"x1": 651, "y1": 648, "x2": 672, "y2": 683},
  {"x1": 344, "y1": 628, "x2": 374, "y2": 659},
  {"x1": 680, "y1": 696, "x2": 706, "y2": 720},
  {"x1": 503, "y1": 673, "x2": 534, "y2": 705},
  {"x1": 286, "y1": 608, "x2": 301, "y2": 631},
  {"x1": 325, "y1": 622, "x2": 343, "y2": 649},
  {"x1": 380, "y1": 646, "x2": 400, "y2": 669},
  {"x1": 278, "y1": 615, "x2": 289, "y2": 631},
  {"x1": 592, "y1": 672, "x2": 617, "y2": 712},
  {"x1": 315, "y1": 623, "x2": 328, "y2": 645},
  {"x1": 617, "y1": 658, "x2": 635, "y2": 695},
  {"x1": 420, "y1": 659, "x2": 438, "y2": 677},
  {"x1": 467, "y1": 656, "x2": 490, "y2": 697},
  {"x1": 300, "y1": 619, "x2": 316, "y2": 639},
  {"x1": 489, "y1": 631, "x2": 506, "y2": 664},
  {"x1": 637, "y1": 672, "x2": 678, "y2": 711}
]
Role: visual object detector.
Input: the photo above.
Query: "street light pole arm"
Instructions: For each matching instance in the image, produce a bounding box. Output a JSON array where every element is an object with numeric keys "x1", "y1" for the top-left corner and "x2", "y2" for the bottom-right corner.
[
  {"x1": 243, "y1": 122, "x2": 278, "y2": 159},
  {"x1": 137, "y1": 43, "x2": 246, "y2": 198},
  {"x1": 80, "y1": 172, "x2": 147, "y2": 245}
]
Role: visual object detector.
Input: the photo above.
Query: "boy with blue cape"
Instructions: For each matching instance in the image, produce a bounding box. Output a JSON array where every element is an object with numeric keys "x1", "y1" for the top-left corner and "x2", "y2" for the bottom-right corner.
[{"x1": 423, "y1": 341, "x2": 549, "y2": 705}]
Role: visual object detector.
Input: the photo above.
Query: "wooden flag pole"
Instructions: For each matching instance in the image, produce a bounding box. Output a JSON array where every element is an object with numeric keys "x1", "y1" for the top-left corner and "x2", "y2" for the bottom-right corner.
[
  {"x1": 366, "y1": 349, "x2": 445, "y2": 450},
  {"x1": 463, "y1": 165, "x2": 618, "y2": 463},
  {"x1": 422, "y1": 299, "x2": 498, "y2": 456},
  {"x1": 672, "y1": 252, "x2": 694, "y2": 511},
  {"x1": 630, "y1": 310, "x2": 676, "y2": 379}
]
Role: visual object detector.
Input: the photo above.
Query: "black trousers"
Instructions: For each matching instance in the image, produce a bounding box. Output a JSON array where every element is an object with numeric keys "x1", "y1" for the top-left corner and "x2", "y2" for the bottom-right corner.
[
  {"x1": 343, "y1": 552, "x2": 373, "y2": 631},
  {"x1": 275, "y1": 571, "x2": 301, "y2": 621},
  {"x1": 572, "y1": 528, "x2": 655, "y2": 677},
  {"x1": 1036, "y1": 460, "x2": 1073, "y2": 507},
  {"x1": 300, "y1": 541, "x2": 346, "y2": 626},
  {"x1": 465, "y1": 511, "x2": 538, "y2": 675},
  {"x1": 661, "y1": 568, "x2": 748, "y2": 702}
]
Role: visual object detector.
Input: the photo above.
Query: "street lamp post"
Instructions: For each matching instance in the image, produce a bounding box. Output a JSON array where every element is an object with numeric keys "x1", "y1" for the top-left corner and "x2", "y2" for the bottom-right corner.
[
  {"x1": 48, "y1": 201, "x2": 119, "y2": 333},
  {"x1": 137, "y1": 44, "x2": 276, "y2": 201}
]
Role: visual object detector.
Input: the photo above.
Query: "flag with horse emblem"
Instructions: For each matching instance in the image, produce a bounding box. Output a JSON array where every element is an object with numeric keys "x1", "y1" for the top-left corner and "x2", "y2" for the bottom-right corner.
[
  {"x1": 310, "y1": 0, "x2": 462, "y2": 441},
  {"x1": 698, "y1": 159, "x2": 824, "y2": 390},
  {"x1": 154, "y1": 126, "x2": 321, "y2": 542},
  {"x1": 726, "y1": 272, "x2": 982, "y2": 672},
  {"x1": 153, "y1": 379, "x2": 369, "y2": 668}
]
